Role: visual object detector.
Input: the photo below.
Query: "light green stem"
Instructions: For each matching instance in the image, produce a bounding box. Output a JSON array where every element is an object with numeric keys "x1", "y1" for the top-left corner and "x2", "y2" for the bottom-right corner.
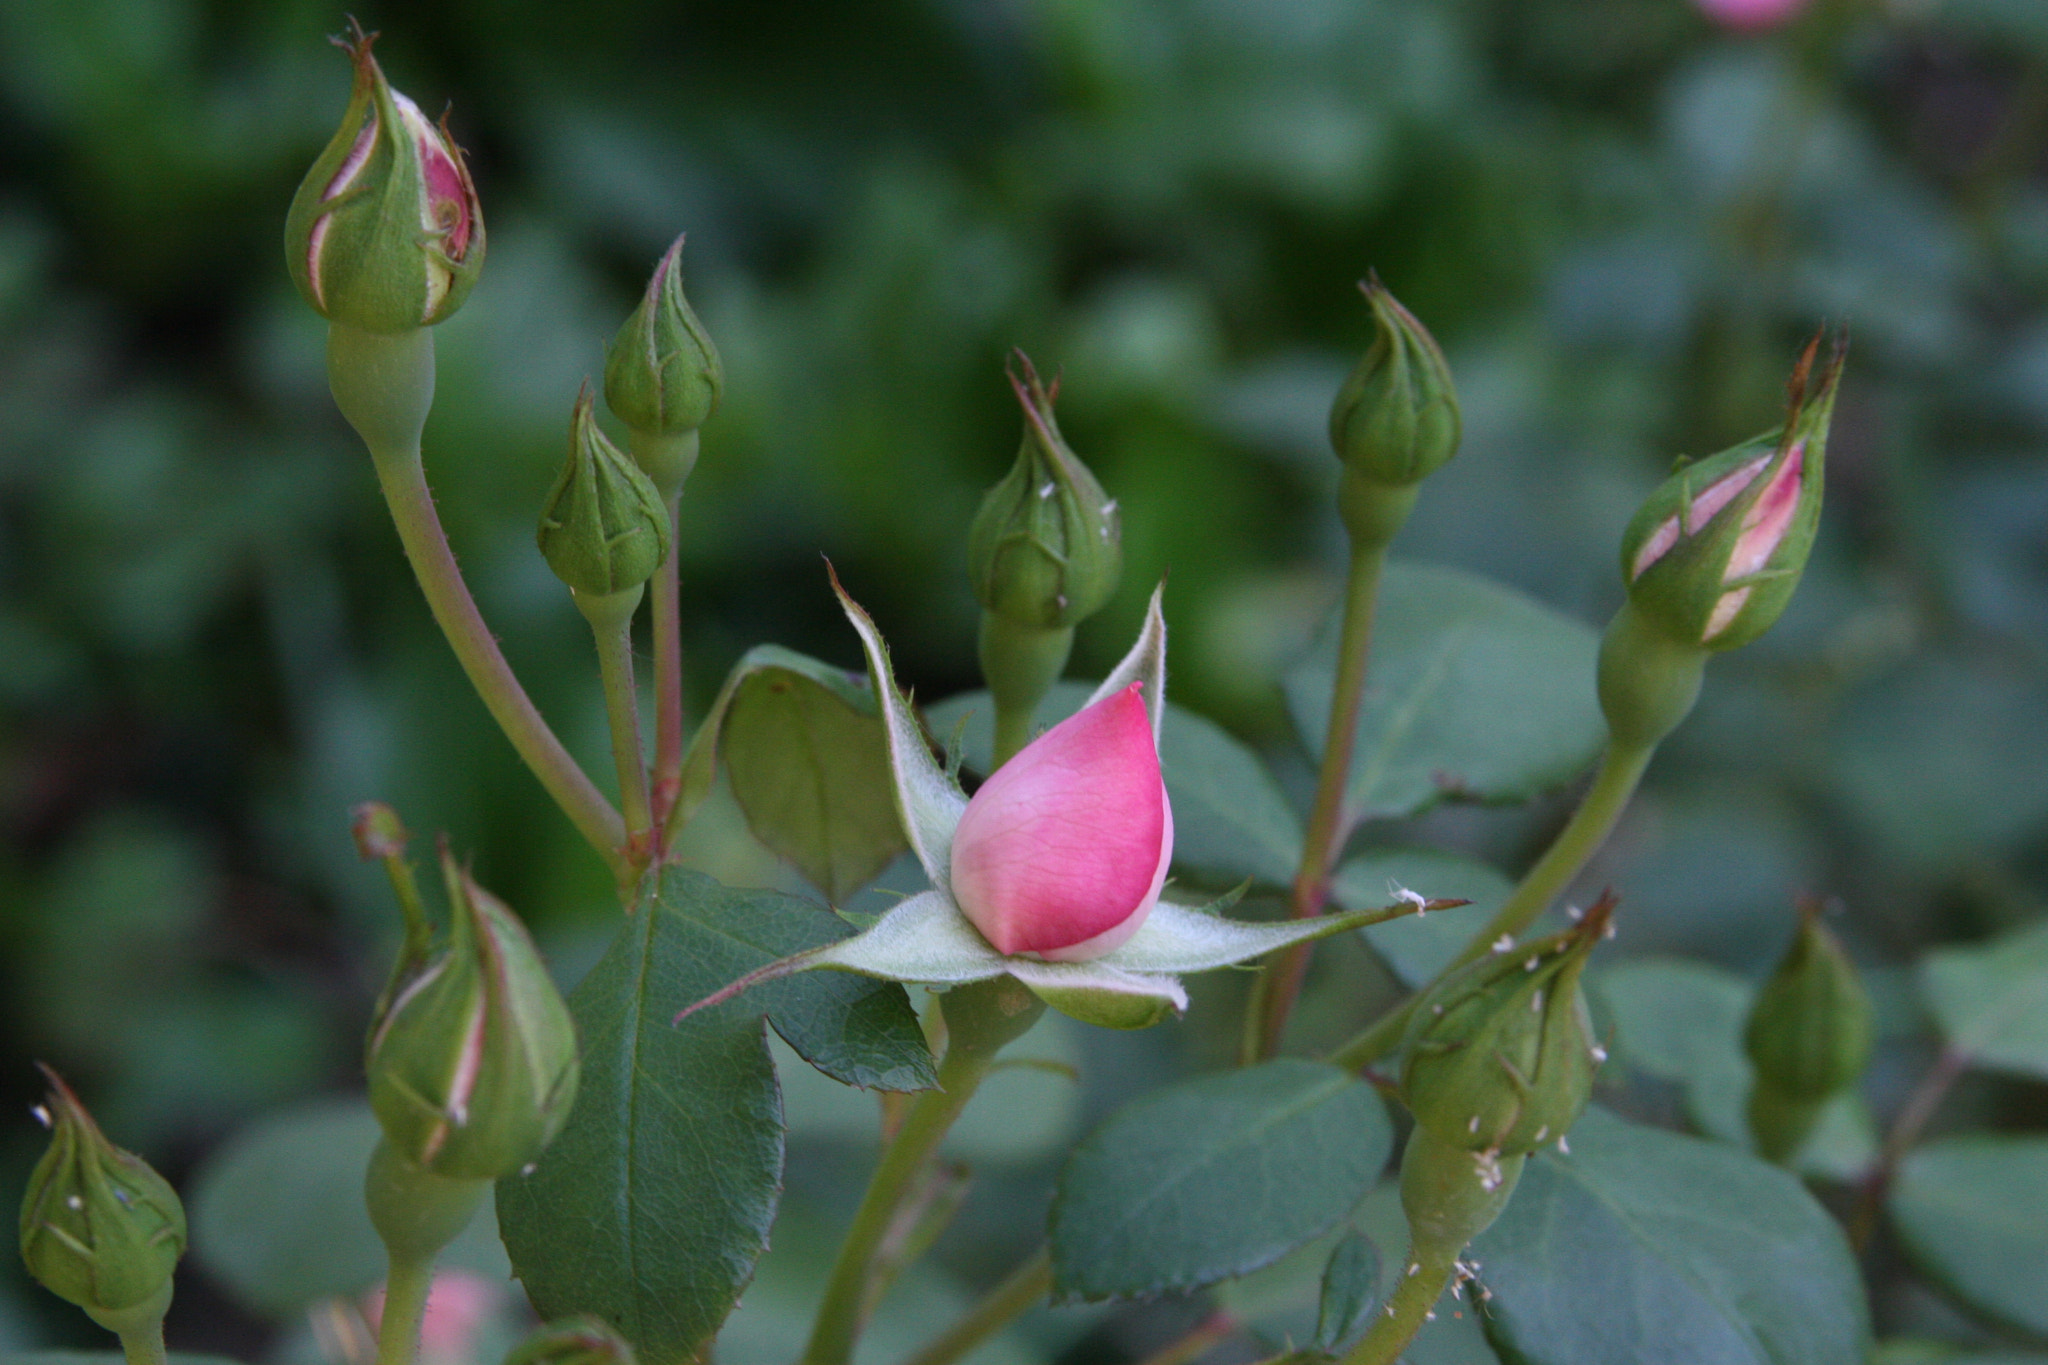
[
  {"x1": 327, "y1": 324, "x2": 628, "y2": 881},
  {"x1": 1337, "y1": 1247, "x2": 1456, "y2": 1365},
  {"x1": 980, "y1": 615, "x2": 1074, "y2": 769},
  {"x1": 580, "y1": 587, "x2": 654, "y2": 860},
  {"x1": 900, "y1": 1247, "x2": 1052, "y2": 1365},
  {"x1": 803, "y1": 979, "x2": 1046, "y2": 1365},
  {"x1": 111, "y1": 1319, "x2": 168, "y2": 1365},
  {"x1": 1249, "y1": 536, "x2": 1389, "y2": 1062},
  {"x1": 375, "y1": 1254, "x2": 435, "y2": 1365},
  {"x1": 1328, "y1": 736, "x2": 1654, "y2": 1073}
]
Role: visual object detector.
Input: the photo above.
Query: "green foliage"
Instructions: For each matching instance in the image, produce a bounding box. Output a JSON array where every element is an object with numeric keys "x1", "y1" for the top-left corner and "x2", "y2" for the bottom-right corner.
[
  {"x1": 1284, "y1": 564, "x2": 1606, "y2": 822},
  {"x1": 1313, "y1": 1230, "x2": 1381, "y2": 1353},
  {"x1": 1474, "y1": 1108, "x2": 1871, "y2": 1365},
  {"x1": 1920, "y1": 920, "x2": 2048, "y2": 1081},
  {"x1": 495, "y1": 870, "x2": 931, "y2": 1363},
  {"x1": 1050, "y1": 1060, "x2": 1390, "y2": 1301},
  {"x1": 1889, "y1": 1137, "x2": 2048, "y2": 1338}
]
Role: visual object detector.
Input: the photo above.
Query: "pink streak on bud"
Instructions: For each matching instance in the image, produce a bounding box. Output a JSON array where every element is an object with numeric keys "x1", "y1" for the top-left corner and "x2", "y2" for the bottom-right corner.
[
  {"x1": 950, "y1": 682, "x2": 1173, "y2": 961},
  {"x1": 364, "y1": 1270, "x2": 500, "y2": 1364},
  {"x1": 1704, "y1": 439, "x2": 1804, "y2": 640},
  {"x1": 393, "y1": 93, "x2": 474, "y2": 260},
  {"x1": 1630, "y1": 452, "x2": 1771, "y2": 580},
  {"x1": 1695, "y1": 0, "x2": 1809, "y2": 30}
]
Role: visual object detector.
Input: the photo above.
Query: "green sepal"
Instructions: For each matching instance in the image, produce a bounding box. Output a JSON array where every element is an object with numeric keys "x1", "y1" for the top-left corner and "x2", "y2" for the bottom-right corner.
[{"x1": 537, "y1": 386, "x2": 673, "y2": 599}]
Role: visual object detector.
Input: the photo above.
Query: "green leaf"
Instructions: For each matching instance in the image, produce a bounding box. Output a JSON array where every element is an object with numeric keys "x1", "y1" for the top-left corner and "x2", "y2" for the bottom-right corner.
[
  {"x1": 1050, "y1": 1059, "x2": 1391, "y2": 1301},
  {"x1": 1920, "y1": 919, "x2": 2048, "y2": 1080},
  {"x1": 187, "y1": 1096, "x2": 507, "y2": 1320},
  {"x1": 1331, "y1": 849, "x2": 1513, "y2": 987},
  {"x1": 1890, "y1": 1136, "x2": 2048, "y2": 1337},
  {"x1": 496, "y1": 871, "x2": 932, "y2": 1364},
  {"x1": 5, "y1": 1356, "x2": 243, "y2": 1364},
  {"x1": 1473, "y1": 1107, "x2": 1871, "y2": 1365},
  {"x1": 724, "y1": 649, "x2": 907, "y2": 903},
  {"x1": 926, "y1": 683, "x2": 1304, "y2": 886},
  {"x1": 1284, "y1": 562, "x2": 1604, "y2": 821},
  {"x1": 1594, "y1": 959, "x2": 1876, "y2": 1179},
  {"x1": 1315, "y1": 1230, "x2": 1381, "y2": 1353}
]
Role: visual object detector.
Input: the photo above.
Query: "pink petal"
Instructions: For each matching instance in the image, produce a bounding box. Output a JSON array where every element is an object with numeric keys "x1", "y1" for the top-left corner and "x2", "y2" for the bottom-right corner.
[
  {"x1": 951, "y1": 683, "x2": 1172, "y2": 959},
  {"x1": 1723, "y1": 441, "x2": 1804, "y2": 583}
]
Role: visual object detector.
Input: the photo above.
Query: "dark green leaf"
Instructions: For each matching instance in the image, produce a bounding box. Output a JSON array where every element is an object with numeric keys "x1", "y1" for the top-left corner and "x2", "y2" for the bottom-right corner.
[
  {"x1": 689, "y1": 645, "x2": 907, "y2": 904},
  {"x1": 1890, "y1": 1136, "x2": 2048, "y2": 1337},
  {"x1": 1050, "y1": 1059, "x2": 1390, "y2": 1301},
  {"x1": 496, "y1": 871, "x2": 933, "y2": 1364},
  {"x1": 1331, "y1": 849, "x2": 1513, "y2": 987},
  {"x1": 926, "y1": 684, "x2": 1304, "y2": 885},
  {"x1": 1315, "y1": 1230, "x2": 1381, "y2": 1352},
  {"x1": 1284, "y1": 563, "x2": 1604, "y2": 821},
  {"x1": 1474, "y1": 1107, "x2": 1870, "y2": 1365},
  {"x1": 1920, "y1": 919, "x2": 2048, "y2": 1081},
  {"x1": 187, "y1": 1097, "x2": 507, "y2": 1320}
]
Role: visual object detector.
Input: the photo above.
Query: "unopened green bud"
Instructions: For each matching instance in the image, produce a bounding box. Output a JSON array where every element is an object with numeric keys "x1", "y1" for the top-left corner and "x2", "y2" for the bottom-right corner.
[
  {"x1": 1329, "y1": 276, "x2": 1460, "y2": 487},
  {"x1": 285, "y1": 23, "x2": 484, "y2": 333},
  {"x1": 1619, "y1": 333, "x2": 1843, "y2": 652},
  {"x1": 967, "y1": 354, "x2": 1123, "y2": 632},
  {"x1": 367, "y1": 849, "x2": 579, "y2": 1180},
  {"x1": 19, "y1": 1067, "x2": 186, "y2": 1331},
  {"x1": 1744, "y1": 899, "x2": 1873, "y2": 1162},
  {"x1": 1401, "y1": 894, "x2": 1615, "y2": 1158},
  {"x1": 505, "y1": 1316, "x2": 639, "y2": 1365},
  {"x1": 604, "y1": 234, "x2": 723, "y2": 443},
  {"x1": 538, "y1": 386, "x2": 673, "y2": 601}
]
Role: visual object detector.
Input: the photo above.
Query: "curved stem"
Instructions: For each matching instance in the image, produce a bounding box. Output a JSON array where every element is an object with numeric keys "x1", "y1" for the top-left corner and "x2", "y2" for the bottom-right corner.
[
  {"x1": 374, "y1": 1254, "x2": 435, "y2": 1365},
  {"x1": 583, "y1": 591, "x2": 654, "y2": 861},
  {"x1": 1133, "y1": 1311, "x2": 1237, "y2": 1365},
  {"x1": 899, "y1": 1247, "x2": 1052, "y2": 1365},
  {"x1": 1250, "y1": 539, "x2": 1388, "y2": 1061},
  {"x1": 1327, "y1": 736, "x2": 1654, "y2": 1073},
  {"x1": 1850, "y1": 1046, "x2": 1968, "y2": 1251},
  {"x1": 803, "y1": 981, "x2": 1045, "y2": 1365},
  {"x1": 1337, "y1": 1247, "x2": 1455, "y2": 1365}
]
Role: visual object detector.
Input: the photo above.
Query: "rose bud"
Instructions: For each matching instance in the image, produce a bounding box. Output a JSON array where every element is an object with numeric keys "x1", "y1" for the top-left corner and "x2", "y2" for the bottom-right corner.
[
  {"x1": 285, "y1": 22, "x2": 484, "y2": 334},
  {"x1": 537, "y1": 385, "x2": 673, "y2": 606},
  {"x1": 366, "y1": 849, "x2": 579, "y2": 1180},
  {"x1": 505, "y1": 1315, "x2": 639, "y2": 1365},
  {"x1": 1744, "y1": 899, "x2": 1874, "y2": 1162},
  {"x1": 1619, "y1": 332, "x2": 1843, "y2": 655},
  {"x1": 1400, "y1": 893, "x2": 1615, "y2": 1160},
  {"x1": 949, "y1": 681, "x2": 1172, "y2": 962},
  {"x1": 1329, "y1": 275, "x2": 1461, "y2": 489},
  {"x1": 604, "y1": 235, "x2": 724, "y2": 446},
  {"x1": 18, "y1": 1067, "x2": 186, "y2": 1336}
]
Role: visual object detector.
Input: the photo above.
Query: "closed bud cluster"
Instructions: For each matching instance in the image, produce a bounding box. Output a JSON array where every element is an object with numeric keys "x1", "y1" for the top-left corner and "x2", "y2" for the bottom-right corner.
[
  {"x1": 968, "y1": 355, "x2": 1123, "y2": 632},
  {"x1": 1744, "y1": 899, "x2": 1874, "y2": 1162},
  {"x1": 538, "y1": 387, "x2": 673, "y2": 603},
  {"x1": 604, "y1": 235, "x2": 724, "y2": 440},
  {"x1": 285, "y1": 23, "x2": 484, "y2": 333},
  {"x1": 505, "y1": 1316, "x2": 639, "y2": 1365},
  {"x1": 1619, "y1": 333, "x2": 1843, "y2": 653},
  {"x1": 18, "y1": 1068, "x2": 186, "y2": 1331},
  {"x1": 367, "y1": 849, "x2": 579, "y2": 1180},
  {"x1": 1401, "y1": 894, "x2": 1615, "y2": 1161},
  {"x1": 1329, "y1": 275, "x2": 1461, "y2": 488}
]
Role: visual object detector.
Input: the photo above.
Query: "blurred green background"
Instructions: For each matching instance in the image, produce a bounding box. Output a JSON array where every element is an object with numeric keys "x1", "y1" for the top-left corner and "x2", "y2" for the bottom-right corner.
[{"x1": 2, "y1": 0, "x2": 2046, "y2": 1357}]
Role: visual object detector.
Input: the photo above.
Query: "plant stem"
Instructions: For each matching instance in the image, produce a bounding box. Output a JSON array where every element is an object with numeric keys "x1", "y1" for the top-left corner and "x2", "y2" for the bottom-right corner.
[
  {"x1": 649, "y1": 486, "x2": 685, "y2": 835},
  {"x1": 580, "y1": 588, "x2": 655, "y2": 863},
  {"x1": 1337, "y1": 1247, "x2": 1455, "y2": 1365},
  {"x1": 1250, "y1": 538, "x2": 1389, "y2": 1061},
  {"x1": 803, "y1": 979, "x2": 1045, "y2": 1365},
  {"x1": 327, "y1": 325, "x2": 628, "y2": 881},
  {"x1": 114, "y1": 1321, "x2": 168, "y2": 1365},
  {"x1": 900, "y1": 1247, "x2": 1052, "y2": 1365},
  {"x1": 374, "y1": 1254, "x2": 435, "y2": 1365},
  {"x1": 1850, "y1": 1046, "x2": 1968, "y2": 1251},
  {"x1": 1327, "y1": 736, "x2": 1654, "y2": 1073}
]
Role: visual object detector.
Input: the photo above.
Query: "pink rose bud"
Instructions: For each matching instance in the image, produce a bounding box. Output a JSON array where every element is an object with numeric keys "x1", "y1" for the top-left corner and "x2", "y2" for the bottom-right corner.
[
  {"x1": 949, "y1": 682, "x2": 1173, "y2": 962},
  {"x1": 285, "y1": 22, "x2": 485, "y2": 333},
  {"x1": 1694, "y1": 0, "x2": 1809, "y2": 31}
]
